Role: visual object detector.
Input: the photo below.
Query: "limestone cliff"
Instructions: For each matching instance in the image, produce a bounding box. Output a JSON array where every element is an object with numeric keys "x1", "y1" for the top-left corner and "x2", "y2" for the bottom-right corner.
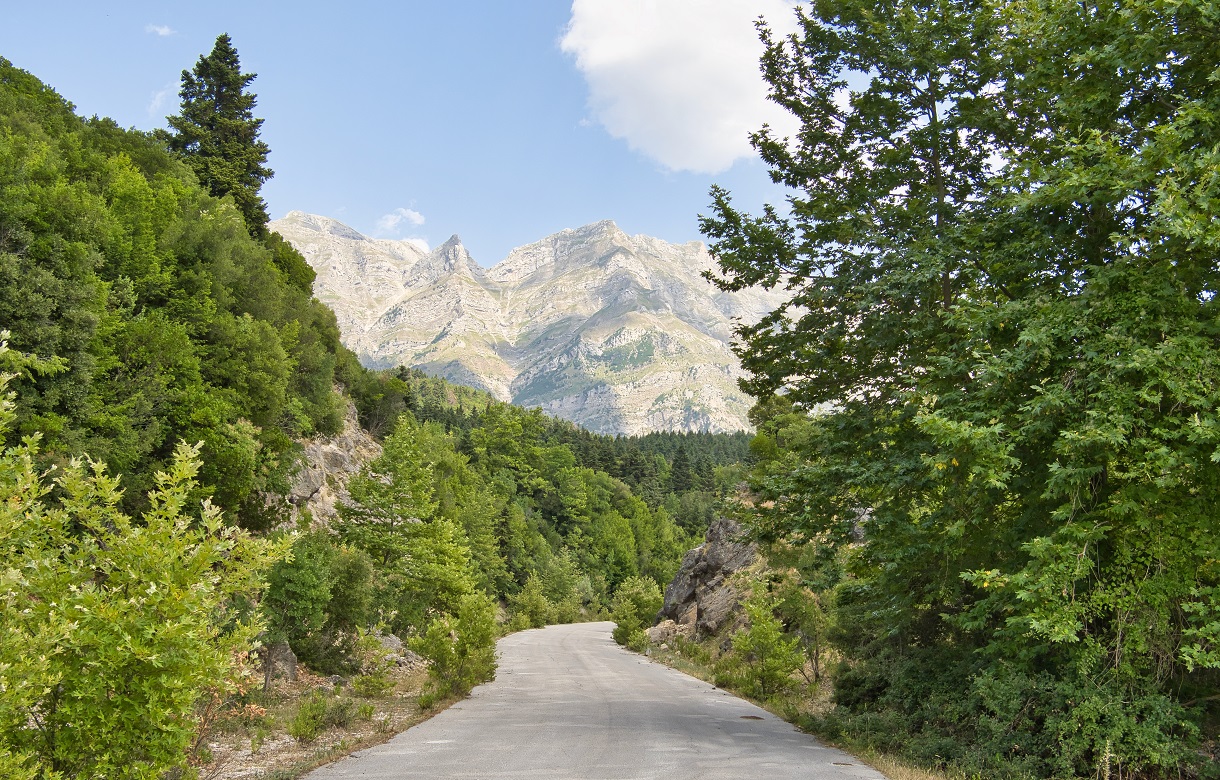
[
  {"x1": 656, "y1": 516, "x2": 757, "y2": 637},
  {"x1": 286, "y1": 396, "x2": 381, "y2": 526},
  {"x1": 270, "y1": 212, "x2": 784, "y2": 435}
]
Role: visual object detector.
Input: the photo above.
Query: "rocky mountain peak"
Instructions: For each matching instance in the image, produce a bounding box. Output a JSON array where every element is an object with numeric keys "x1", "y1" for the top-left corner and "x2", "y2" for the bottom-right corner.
[
  {"x1": 271, "y1": 213, "x2": 785, "y2": 435},
  {"x1": 283, "y1": 210, "x2": 367, "y2": 241}
]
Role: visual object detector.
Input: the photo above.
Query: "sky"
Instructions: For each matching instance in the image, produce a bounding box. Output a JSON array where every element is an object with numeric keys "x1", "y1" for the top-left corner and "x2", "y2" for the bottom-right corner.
[{"x1": 1, "y1": 1, "x2": 801, "y2": 266}]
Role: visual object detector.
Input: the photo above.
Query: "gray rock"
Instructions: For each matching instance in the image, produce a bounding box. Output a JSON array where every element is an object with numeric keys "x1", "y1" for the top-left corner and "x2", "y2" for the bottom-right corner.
[
  {"x1": 374, "y1": 630, "x2": 404, "y2": 654},
  {"x1": 658, "y1": 516, "x2": 756, "y2": 637},
  {"x1": 646, "y1": 619, "x2": 692, "y2": 645},
  {"x1": 259, "y1": 640, "x2": 298, "y2": 691},
  {"x1": 282, "y1": 396, "x2": 382, "y2": 528},
  {"x1": 395, "y1": 648, "x2": 426, "y2": 670},
  {"x1": 271, "y1": 212, "x2": 786, "y2": 436}
]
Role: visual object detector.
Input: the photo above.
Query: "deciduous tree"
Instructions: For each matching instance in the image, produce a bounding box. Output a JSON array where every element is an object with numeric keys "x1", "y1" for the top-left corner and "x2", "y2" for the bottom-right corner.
[{"x1": 704, "y1": 0, "x2": 1220, "y2": 774}]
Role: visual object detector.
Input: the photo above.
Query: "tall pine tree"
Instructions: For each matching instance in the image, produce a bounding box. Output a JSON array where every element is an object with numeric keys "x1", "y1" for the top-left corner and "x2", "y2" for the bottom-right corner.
[{"x1": 166, "y1": 33, "x2": 273, "y2": 236}]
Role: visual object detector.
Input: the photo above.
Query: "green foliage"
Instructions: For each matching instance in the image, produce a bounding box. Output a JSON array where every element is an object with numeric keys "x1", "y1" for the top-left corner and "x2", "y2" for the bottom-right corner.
[
  {"x1": 410, "y1": 593, "x2": 498, "y2": 707},
  {"x1": 704, "y1": 0, "x2": 1220, "y2": 775},
  {"x1": 342, "y1": 420, "x2": 440, "y2": 565},
  {"x1": 286, "y1": 692, "x2": 356, "y2": 743},
  {"x1": 164, "y1": 34, "x2": 272, "y2": 235},
  {"x1": 508, "y1": 573, "x2": 555, "y2": 629},
  {"x1": 263, "y1": 532, "x2": 374, "y2": 674},
  {"x1": 0, "y1": 354, "x2": 276, "y2": 779},
  {"x1": 349, "y1": 628, "x2": 397, "y2": 698},
  {"x1": 0, "y1": 56, "x2": 355, "y2": 528},
  {"x1": 610, "y1": 576, "x2": 663, "y2": 650},
  {"x1": 715, "y1": 598, "x2": 803, "y2": 699},
  {"x1": 287, "y1": 695, "x2": 328, "y2": 743}
]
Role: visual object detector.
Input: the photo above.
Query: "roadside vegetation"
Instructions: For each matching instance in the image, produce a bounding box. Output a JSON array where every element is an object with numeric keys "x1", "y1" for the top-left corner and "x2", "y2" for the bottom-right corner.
[
  {"x1": 7, "y1": 0, "x2": 1218, "y2": 777},
  {"x1": 627, "y1": 1, "x2": 1220, "y2": 777}
]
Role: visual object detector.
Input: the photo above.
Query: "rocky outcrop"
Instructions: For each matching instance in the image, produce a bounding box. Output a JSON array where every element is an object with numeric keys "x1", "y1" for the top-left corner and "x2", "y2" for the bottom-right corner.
[
  {"x1": 658, "y1": 516, "x2": 757, "y2": 637},
  {"x1": 287, "y1": 396, "x2": 382, "y2": 526},
  {"x1": 270, "y1": 212, "x2": 785, "y2": 435}
]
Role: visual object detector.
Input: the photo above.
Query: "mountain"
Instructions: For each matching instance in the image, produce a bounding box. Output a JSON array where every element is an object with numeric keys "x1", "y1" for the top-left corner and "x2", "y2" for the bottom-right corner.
[{"x1": 271, "y1": 212, "x2": 783, "y2": 435}]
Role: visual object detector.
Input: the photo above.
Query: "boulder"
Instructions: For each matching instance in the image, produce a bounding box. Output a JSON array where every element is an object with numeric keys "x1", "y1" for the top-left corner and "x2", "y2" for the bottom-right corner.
[
  {"x1": 259, "y1": 640, "x2": 298, "y2": 692},
  {"x1": 658, "y1": 515, "x2": 756, "y2": 637},
  {"x1": 646, "y1": 619, "x2": 693, "y2": 645},
  {"x1": 373, "y1": 630, "x2": 404, "y2": 654}
]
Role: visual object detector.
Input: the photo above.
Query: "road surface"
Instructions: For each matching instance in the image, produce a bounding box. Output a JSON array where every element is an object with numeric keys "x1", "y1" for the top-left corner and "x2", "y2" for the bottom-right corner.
[{"x1": 306, "y1": 621, "x2": 886, "y2": 779}]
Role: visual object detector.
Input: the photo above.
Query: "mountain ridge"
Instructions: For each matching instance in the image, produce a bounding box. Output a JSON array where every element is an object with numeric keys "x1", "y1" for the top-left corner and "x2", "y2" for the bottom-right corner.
[{"x1": 272, "y1": 211, "x2": 782, "y2": 435}]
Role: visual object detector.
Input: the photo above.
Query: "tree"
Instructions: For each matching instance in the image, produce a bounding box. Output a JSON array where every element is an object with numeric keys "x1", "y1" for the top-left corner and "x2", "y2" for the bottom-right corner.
[
  {"x1": 718, "y1": 597, "x2": 803, "y2": 699},
  {"x1": 166, "y1": 33, "x2": 273, "y2": 235},
  {"x1": 703, "y1": 0, "x2": 1219, "y2": 775},
  {"x1": 610, "y1": 575, "x2": 662, "y2": 650},
  {"x1": 668, "y1": 444, "x2": 694, "y2": 493}
]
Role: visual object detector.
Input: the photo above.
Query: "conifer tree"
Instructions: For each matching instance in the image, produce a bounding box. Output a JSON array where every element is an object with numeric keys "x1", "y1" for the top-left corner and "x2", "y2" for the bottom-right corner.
[{"x1": 166, "y1": 33, "x2": 273, "y2": 235}]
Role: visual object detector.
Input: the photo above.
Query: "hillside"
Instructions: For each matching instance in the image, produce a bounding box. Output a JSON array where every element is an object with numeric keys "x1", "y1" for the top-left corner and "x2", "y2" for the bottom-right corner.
[{"x1": 271, "y1": 212, "x2": 785, "y2": 436}]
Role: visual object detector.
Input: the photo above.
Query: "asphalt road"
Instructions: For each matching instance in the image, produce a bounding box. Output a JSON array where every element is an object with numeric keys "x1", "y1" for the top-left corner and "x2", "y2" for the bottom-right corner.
[{"x1": 306, "y1": 621, "x2": 887, "y2": 780}]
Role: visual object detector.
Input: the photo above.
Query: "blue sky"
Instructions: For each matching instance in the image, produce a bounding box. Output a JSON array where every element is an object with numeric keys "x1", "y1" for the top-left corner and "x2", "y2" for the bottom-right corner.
[{"x1": 2, "y1": 1, "x2": 799, "y2": 265}]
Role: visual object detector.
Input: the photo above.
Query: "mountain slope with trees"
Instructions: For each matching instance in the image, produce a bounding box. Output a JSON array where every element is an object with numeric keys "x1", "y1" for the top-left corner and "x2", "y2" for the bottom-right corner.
[{"x1": 0, "y1": 45, "x2": 383, "y2": 531}]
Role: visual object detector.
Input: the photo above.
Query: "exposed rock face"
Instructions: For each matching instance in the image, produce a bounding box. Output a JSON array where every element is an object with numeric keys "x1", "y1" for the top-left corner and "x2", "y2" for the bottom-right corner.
[
  {"x1": 287, "y1": 396, "x2": 382, "y2": 526},
  {"x1": 658, "y1": 516, "x2": 757, "y2": 637},
  {"x1": 270, "y1": 212, "x2": 784, "y2": 435}
]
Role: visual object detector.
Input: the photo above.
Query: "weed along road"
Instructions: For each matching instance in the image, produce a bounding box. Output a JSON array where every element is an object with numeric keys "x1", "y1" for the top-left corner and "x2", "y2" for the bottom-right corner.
[{"x1": 306, "y1": 621, "x2": 885, "y2": 780}]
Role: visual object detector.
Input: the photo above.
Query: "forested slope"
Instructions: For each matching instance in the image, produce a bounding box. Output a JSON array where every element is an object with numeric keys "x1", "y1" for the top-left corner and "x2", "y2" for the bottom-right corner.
[{"x1": 0, "y1": 56, "x2": 363, "y2": 529}]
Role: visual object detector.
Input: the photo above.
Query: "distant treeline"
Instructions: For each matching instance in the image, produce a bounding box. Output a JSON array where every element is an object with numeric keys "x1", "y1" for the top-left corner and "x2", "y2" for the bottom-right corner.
[{"x1": 347, "y1": 366, "x2": 753, "y2": 509}]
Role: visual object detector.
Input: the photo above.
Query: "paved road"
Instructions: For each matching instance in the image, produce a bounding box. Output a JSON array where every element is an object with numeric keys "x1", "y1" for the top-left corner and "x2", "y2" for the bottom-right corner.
[{"x1": 306, "y1": 621, "x2": 886, "y2": 780}]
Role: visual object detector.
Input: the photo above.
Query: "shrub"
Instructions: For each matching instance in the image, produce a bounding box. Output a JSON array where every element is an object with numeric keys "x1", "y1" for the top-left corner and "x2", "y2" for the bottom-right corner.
[
  {"x1": 287, "y1": 693, "x2": 357, "y2": 742},
  {"x1": 718, "y1": 598, "x2": 802, "y2": 699},
  {"x1": 287, "y1": 694, "x2": 328, "y2": 743},
  {"x1": 610, "y1": 576, "x2": 663, "y2": 649},
  {"x1": 410, "y1": 592, "x2": 498, "y2": 706},
  {"x1": 350, "y1": 627, "x2": 397, "y2": 698},
  {"x1": 0, "y1": 352, "x2": 276, "y2": 780},
  {"x1": 509, "y1": 573, "x2": 554, "y2": 628}
]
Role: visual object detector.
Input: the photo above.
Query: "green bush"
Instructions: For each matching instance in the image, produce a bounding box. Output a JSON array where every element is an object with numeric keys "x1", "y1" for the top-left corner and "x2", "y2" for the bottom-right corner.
[
  {"x1": 410, "y1": 592, "x2": 498, "y2": 706},
  {"x1": 287, "y1": 693, "x2": 357, "y2": 742},
  {"x1": 0, "y1": 352, "x2": 277, "y2": 780},
  {"x1": 287, "y1": 695, "x2": 329, "y2": 743},
  {"x1": 350, "y1": 628, "x2": 397, "y2": 698},
  {"x1": 610, "y1": 576, "x2": 663, "y2": 649},
  {"x1": 264, "y1": 533, "x2": 376, "y2": 676},
  {"x1": 717, "y1": 598, "x2": 802, "y2": 699},
  {"x1": 509, "y1": 573, "x2": 554, "y2": 628}
]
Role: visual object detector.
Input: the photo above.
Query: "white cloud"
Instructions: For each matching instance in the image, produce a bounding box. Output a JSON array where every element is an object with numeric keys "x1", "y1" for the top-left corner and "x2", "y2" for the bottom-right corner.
[
  {"x1": 146, "y1": 82, "x2": 176, "y2": 117},
  {"x1": 376, "y1": 207, "x2": 426, "y2": 233},
  {"x1": 375, "y1": 208, "x2": 428, "y2": 249},
  {"x1": 561, "y1": 0, "x2": 802, "y2": 174},
  {"x1": 145, "y1": 24, "x2": 176, "y2": 36}
]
